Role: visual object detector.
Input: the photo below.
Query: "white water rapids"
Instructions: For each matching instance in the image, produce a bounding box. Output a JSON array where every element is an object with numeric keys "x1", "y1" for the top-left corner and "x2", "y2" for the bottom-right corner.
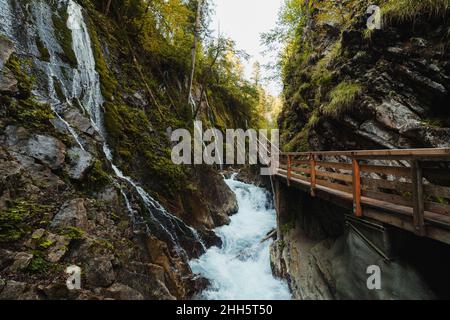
[{"x1": 190, "y1": 175, "x2": 291, "y2": 300}]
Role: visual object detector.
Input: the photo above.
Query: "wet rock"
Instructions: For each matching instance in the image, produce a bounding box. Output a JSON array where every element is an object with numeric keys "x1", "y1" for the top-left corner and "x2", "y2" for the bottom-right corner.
[
  {"x1": 0, "y1": 249, "x2": 15, "y2": 270},
  {"x1": 0, "y1": 68, "x2": 18, "y2": 93},
  {"x1": 5, "y1": 126, "x2": 29, "y2": 147},
  {"x1": 36, "y1": 282, "x2": 106, "y2": 300},
  {"x1": 96, "y1": 186, "x2": 119, "y2": 206},
  {"x1": 189, "y1": 275, "x2": 210, "y2": 294},
  {"x1": 45, "y1": 233, "x2": 70, "y2": 263},
  {"x1": 0, "y1": 280, "x2": 38, "y2": 299},
  {"x1": 51, "y1": 199, "x2": 89, "y2": 231},
  {"x1": 104, "y1": 283, "x2": 144, "y2": 300},
  {"x1": 411, "y1": 37, "x2": 427, "y2": 48},
  {"x1": 25, "y1": 228, "x2": 46, "y2": 249},
  {"x1": 387, "y1": 46, "x2": 403, "y2": 55},
  {"x1": 66, "y1": 147, "x2": 94, "y2": 180},
  {"x1": 375, "y1": 99, "x2": 422, "y2": 133},
  {"x1": 399, "y1": 66, "x2": 447, "y2": 95},
  {"x1": 0, "y1": 37, "x2": 14, "y2": 70},
  {"x1": 357, "y1": 120, "x2": 404, "y2": 149},
  {"x1": 26, "y1": 135, "x2": 66, "y2": 170},
  {"x1": 63, "y1": 109, "x2": 96, "y2": 136},
  {"x1": 146, "y1": 236, "x2": 193, "y2": 299},
  {"x1": 9, "y1": 252, "x2": 33, "y2": 272},
  {"x1": 199, "y1": 228, "x2": 222, "y2": 248},
  {"x1": 84, "y1": 257, "x2": 116, "y2": 288}
]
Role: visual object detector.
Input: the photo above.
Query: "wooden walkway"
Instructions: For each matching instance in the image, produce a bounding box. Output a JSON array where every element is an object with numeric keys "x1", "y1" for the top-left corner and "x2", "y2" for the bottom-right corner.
[{"x1": 275, "y1": 148, "x2": 450, "y2": 245}]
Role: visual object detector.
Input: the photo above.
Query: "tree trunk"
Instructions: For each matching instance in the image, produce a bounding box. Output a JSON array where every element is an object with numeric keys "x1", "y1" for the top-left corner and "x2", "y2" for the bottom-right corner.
[
  {"x1": 105, "y1": 0, "x2": 112, "y2": 15},
  {"x1": 187, "y1": 0, "x2": 204, "y2": 117}
]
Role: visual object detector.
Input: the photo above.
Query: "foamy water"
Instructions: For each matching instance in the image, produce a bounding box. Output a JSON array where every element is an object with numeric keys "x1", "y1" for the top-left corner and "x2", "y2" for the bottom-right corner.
[{"x1": 190, "y1": 175, "x2": 291, "y2": 300}]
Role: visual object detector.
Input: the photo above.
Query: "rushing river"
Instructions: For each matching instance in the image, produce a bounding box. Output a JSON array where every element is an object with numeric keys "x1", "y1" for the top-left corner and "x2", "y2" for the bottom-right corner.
[{"x1": 190, "y1": 175, "x2": 291, "y2": 300}]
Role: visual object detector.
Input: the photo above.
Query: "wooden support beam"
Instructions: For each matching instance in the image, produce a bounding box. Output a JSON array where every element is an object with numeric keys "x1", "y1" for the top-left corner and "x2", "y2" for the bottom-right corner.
[
  {"x1": 310, "y1": 155, "x2": 316, "y2": 197},
  {"x1": 352, "y1": 159, "x2": 362, "y2": 217},
  {"x1": 411, "y1": 160, "x2": 426, "y2": 236}
]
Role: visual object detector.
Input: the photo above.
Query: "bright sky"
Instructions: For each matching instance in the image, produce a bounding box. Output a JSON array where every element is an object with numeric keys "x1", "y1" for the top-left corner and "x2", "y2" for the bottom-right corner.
[{"x1": 211, "y1": 0, "x2": 284, "y2": 96}]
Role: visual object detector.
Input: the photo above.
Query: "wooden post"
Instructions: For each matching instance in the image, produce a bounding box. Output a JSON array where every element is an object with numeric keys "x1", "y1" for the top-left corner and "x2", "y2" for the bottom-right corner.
[
  {"x1": 352, "y1": 159, "x2": 362, "y2": 217},
  {"x1": 275, "y1": 179, "x2": 282, "y2": 240},
  {"x1": 310, "y1": 155, "x2": 316, "y2": 197},
  {"x1": 411, "y1": 160, "x2": 425, "y2": 236},
  {"x1": 287, "y1": 155, "x2": 292, "y2": 186}
]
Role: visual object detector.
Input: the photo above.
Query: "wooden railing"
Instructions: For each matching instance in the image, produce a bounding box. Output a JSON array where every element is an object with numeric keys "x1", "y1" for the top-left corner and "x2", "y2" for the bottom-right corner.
[{"x1": 277, "y1": 148, "x2": 450, "y2": 236}]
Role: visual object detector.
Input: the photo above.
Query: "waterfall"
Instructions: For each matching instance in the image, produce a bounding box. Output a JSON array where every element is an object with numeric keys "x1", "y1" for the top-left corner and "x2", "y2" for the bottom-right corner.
[
  {"x1": 190, "y1": 175, "x2": 291, "y2": 300},
  {"x1": 0, "y1": 0, "x2": 13, "y2": 40},
  {"x1": 65, "y1": 0, "x2": 203, "y2": 257},
  {"x1": 0, "y1": 0, "x2": 203, "y2": 258}
]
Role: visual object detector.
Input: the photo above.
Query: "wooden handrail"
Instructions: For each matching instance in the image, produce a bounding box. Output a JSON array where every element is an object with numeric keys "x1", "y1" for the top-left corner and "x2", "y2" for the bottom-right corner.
[
  {"x1": 281, "y1": 147, "x2": 450, "y2": 159},
  {"x1": 279, "y1": 148, "x2": 450, "y2": 237}
]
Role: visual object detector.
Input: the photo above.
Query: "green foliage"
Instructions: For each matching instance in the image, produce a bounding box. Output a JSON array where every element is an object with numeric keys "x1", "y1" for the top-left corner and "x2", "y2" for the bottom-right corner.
[
  {"x1": 322, "y1": 81, "x2": 362, "y2": 117},
  {"x1": 382, "y1": 0, "x2": 450, "y2": 24},
  {"x1": 27, "y1": 253, "x2": 53, "y2": 274}
]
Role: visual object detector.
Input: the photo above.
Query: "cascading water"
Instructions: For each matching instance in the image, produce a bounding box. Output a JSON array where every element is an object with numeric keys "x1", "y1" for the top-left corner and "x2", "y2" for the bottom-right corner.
[
  {"x1": 190, "y1": 175, "x2": 291, "y2": 300},
  {"x1": 64, "y1": 0, "x2": 203, "y2": 257},
  {"x1": 0, "y1": 0, "x2": 203, "y2": 258}
]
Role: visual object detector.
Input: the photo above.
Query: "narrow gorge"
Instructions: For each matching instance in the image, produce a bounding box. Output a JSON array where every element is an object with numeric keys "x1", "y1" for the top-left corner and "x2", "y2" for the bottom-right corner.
[{"x1": 0, "y1": 0, "x2": 450, "y2": 301}]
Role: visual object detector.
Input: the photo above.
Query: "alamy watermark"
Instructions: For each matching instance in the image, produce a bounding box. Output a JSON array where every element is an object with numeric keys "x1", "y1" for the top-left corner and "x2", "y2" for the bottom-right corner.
[
  {"x1": 66, "y1": 265, "x2": 81, "y2": 290},
  {"x1": 170, "y1": 121, "x2": 279, "y2": 175},
  {"x1": 367, "y1": 5, "x2": 382, "y2": 30},
  {"x1": 366, "y1": 265, "x2": 381, "y2": 290}
]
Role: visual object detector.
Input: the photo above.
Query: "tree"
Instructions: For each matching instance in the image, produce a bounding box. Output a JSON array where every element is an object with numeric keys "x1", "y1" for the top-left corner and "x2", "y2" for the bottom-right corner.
[
  {"x1": 105, "y1": 0, "x2": 112, "y2": 15},
  {"x1": 187, "y1": 0, "x2": 204, "y2": 112},
  {"x1": 251, "y1": 61, "x2": 262, "y2": 86}
]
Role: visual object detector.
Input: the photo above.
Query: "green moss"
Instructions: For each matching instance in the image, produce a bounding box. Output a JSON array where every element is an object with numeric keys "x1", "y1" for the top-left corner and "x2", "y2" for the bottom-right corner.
[
  {"x1": 422, "y1": 118, "x2": 446, "y2": 128},
  {"x1": 322, "y1": 81, "x2": 362, "y2": 117},
  {"x1": 0, "y1": 199, "x2": 54, "y2": 243},
  {"x1": 0, "y1": 205, "x2": 26, "y2": 242},
  {"x1": 280, "y1": 220, "x2": 296, "y2": 235},
  {"x1": 4, "y1": 54, "x2": 34, "y2": 97},
  {"x1": 6, "y1": 98, "x2": 55, "y2": 131},
  {"x1": 87, "y1": 18, "x2": 118, "y2": 101},
  {"x1": 52, "y1": 10, "x2": 77, "y2": 67},
  {"x1": 83, "y1": 160, "x2": 111, "y2": 191},
  {"x1": 36, "y1": 37, "x2": 50, "y2": 62},
  {"x1": 93, "y1": 238, "x2": 114, "y2": 252},
  {"x1": 110, "y1": 212, "x2": 121, "y2": 223},
  {"x1": 38, "y1": 238, "x2": 55, "y2": 249},
  {"x1": 27, "y1": 253, "x2": 53, "y2": 274},
  {"x1": 60, "y1": 227, "x2": 85, "y2": 240}
]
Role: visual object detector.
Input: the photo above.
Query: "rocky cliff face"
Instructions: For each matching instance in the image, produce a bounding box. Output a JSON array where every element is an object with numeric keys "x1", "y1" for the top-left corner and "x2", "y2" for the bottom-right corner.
[
  {"x1": 269, "y1": 185, "x2": 443, "y2": 299},
  {"x1": 279, "y1": 0, "x2": 450, "y2": 152},
  {"x1": 272, "y1": 1, "x2": 450, "y2": 299},
  {"x1": 0, "y1": 0, "x2": 237, "y2": 299}
]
